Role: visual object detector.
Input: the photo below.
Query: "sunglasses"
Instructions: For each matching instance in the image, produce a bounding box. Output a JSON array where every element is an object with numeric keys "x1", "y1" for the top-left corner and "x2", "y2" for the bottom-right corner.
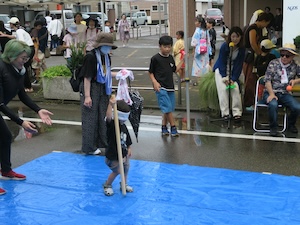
[{"x1": 280, "y1": 54, "x2": 293, "y2": 58}]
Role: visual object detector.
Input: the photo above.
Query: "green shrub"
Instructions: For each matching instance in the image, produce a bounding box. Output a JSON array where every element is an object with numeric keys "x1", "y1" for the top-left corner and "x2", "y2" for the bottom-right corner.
[
  {"x1": 294, "y1": 35, "x2": 300, "y2": 49},
  {"x1": 41, "y1": 65, "x2": 72, "y2": 78},
  {"x1": 198, "y1": 71, "x2": 220, "y2": 111}
]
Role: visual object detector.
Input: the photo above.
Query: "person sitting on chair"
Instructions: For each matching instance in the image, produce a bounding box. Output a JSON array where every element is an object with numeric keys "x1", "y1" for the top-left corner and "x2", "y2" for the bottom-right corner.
[
  {"x1": 263, "y1": 43, "x2": 300, "y2": 137},
  {"x1": 213, "y1": 26, "x2": 245, "y2": 120}
]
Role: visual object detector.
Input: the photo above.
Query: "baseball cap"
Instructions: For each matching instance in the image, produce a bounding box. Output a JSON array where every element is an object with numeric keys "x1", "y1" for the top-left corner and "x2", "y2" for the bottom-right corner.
[
  {"x1": 260, "y1": 39, "x2": 276, "y2": 50},
  {"x1": 8, "y1": 17, "x2": 20, "y2": 24}
]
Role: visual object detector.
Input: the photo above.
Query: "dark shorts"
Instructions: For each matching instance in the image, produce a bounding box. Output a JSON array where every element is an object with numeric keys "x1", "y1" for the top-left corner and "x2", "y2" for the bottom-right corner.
[
  {"x1": 155, "y1": 89, "x2": 175, "y2": 113},
  {"x1": 105, "y1": 156, "x2": 130, "y2": 173}
]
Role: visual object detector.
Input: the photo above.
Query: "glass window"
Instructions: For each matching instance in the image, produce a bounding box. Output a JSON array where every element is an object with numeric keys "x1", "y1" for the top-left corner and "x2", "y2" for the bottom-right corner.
[
  {"x1": 0, "y1": 15, "x2": 10, "y2": 23},
  {"x1": 65, "y1": 12, "x2": 74, "y2": 19},
  {"x1": 152, "y1": 5, "x2": 164, "y2": 12},
  {"x1": 131, "y1": 5, "x2": 138, "y2": 10}
]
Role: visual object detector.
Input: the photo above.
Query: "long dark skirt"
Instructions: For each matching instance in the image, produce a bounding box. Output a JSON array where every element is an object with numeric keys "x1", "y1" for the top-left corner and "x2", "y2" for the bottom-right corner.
[{"x1": 80, "y1": 82, "x2": 109, "y2": 154}]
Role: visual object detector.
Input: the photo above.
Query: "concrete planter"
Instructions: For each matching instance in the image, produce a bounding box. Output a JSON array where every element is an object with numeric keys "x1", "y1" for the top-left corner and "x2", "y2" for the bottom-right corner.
[{"x1": 42, "y1": 77, "x2": 80, "y2": 101}]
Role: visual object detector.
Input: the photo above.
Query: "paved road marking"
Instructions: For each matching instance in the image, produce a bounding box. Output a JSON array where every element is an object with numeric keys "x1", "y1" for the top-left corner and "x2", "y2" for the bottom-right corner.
[
  {"x1": 126, "y1": 49, "x2": 138, "y2": 58},
  {"x1": 4, "y1": 116, "x2": 299, "y2": 143}
]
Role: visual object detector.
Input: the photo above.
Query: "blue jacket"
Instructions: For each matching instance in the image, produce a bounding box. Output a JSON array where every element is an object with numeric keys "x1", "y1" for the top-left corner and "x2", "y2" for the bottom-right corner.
[{"x1": 213, "y1": 42, "x2": 245, "y2": 82}]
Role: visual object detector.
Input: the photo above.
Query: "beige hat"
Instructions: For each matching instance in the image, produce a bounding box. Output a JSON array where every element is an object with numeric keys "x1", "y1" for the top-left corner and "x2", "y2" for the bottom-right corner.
[
  {"x1": 260, "y1": 39, "x2": 276, "y2": 50},
  {"x1": 8, "y1": 17, "x2": 20, "y2": 24},
  {"x1": 279, "y1": 43, "x2": 299, "y2": 55},
  {"x1": 93, "y1": 33, "x2": 118, "y2": 49}
]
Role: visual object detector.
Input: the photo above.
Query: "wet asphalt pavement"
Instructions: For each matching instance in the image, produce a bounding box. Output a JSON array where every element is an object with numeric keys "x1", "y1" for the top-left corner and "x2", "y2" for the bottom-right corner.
[{"x1": 5, "y1": 27, "x2": 300, "y2": 177}]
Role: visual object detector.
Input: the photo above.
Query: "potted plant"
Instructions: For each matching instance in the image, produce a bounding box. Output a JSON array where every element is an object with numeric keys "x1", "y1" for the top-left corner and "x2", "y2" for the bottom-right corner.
[
  {"x1": 41, "y1": 42, "x2": 86, "y2": 101},
  {"x1": 67, "y1": 42, "x2": 86, "y2": 74},
  {"x1": 41, "y1": 65, "x2": 80, "y2": 100}
]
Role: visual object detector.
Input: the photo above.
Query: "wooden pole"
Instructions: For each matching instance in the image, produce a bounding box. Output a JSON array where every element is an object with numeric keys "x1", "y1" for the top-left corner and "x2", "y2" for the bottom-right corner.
[{"x1": 113, "y1": 100, "x2": 127, "y2": 196}]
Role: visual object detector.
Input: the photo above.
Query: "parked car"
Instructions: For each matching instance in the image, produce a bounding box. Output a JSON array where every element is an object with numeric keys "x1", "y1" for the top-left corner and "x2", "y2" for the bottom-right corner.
[
  {"x1": 127, "y1": 11, "x2": 148, "y2": 27},
  {"x1": 204, "y1": 8, "x2": 223, "y2": 25},
  {"x1": 0, "y1": 14, "x2": 11, "y2": 31}
]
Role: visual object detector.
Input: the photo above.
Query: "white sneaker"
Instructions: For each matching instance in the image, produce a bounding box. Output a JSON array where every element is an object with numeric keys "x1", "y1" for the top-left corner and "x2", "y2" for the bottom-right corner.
[
  {"x1": 93, "y1": 148, "x2": 102, "y2": 155},
  {"x1": 103, "y1": 184, "x2": 114, "y2": 196}
]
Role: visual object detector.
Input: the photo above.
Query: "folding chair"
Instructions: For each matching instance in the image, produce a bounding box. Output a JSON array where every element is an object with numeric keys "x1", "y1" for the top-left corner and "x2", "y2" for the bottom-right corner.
[{"x1": 252, "y1": 76, "x2": 287, "y2": 133}]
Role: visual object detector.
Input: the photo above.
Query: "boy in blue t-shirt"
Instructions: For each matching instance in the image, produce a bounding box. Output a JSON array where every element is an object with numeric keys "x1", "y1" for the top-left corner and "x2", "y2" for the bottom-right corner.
[{"x1": 148, "y1": 36, "x2": 184, "y2": 136}]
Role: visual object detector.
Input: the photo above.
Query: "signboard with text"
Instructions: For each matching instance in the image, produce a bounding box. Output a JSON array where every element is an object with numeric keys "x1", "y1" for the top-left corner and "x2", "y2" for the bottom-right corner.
[{"x1": 283, "y1": 0, "x2": 300, "y2": 45}]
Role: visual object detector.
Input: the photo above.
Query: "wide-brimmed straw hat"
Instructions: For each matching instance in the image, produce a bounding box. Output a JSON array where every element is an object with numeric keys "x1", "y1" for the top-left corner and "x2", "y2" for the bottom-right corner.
[
  {"x1": 279, "y1": 43, "x2": 299, "y2": 55},
  {"x1": 93, "y1": 32, "x2": 118, "y2": 49}
]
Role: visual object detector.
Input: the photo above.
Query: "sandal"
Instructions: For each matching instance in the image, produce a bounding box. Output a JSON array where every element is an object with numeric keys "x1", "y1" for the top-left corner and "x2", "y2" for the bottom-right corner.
[
  {"x1": 234, "y1": 116, "x2": 241, "y2": 121},
  {"x1": 120, "y1": 183, "x2": 133, "y2": 193},
  {"x1": 103, "y1": 184, "x2": 114, "y2": 196}
]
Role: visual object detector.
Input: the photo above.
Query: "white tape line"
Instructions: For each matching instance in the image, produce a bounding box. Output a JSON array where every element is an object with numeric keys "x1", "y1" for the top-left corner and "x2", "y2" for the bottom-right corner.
[{"x1": 4, "y1": 116, "x2": 300, "y2": 143}]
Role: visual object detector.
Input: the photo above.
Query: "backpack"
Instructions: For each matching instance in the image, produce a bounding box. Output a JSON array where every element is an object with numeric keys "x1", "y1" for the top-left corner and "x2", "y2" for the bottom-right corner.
[
  {"x1": 69, "y1": 50, "x2": 94, "y2": 92},
  {"x1": 69, "y1": 66, "x2": 83, "y2": 92}
]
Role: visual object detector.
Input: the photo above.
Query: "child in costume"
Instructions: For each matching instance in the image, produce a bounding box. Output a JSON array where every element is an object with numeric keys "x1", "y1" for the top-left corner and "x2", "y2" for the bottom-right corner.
[{"x1": 103, "y1": 96, "x2": 133, "y2": 196}]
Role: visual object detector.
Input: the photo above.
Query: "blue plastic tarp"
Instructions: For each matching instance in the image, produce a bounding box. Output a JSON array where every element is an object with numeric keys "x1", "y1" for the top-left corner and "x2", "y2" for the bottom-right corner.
[{"x1": 1, "y1": 152, "x2": 300, "y2": 225}]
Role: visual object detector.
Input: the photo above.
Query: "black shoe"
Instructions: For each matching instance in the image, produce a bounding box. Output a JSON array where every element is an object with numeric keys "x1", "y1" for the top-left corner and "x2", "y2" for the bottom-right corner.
[
  {"x1": 270, "y1": 128, "x2": 280, "y2": 137},
  {"x1": 288, "y1": 125, "x2": 298, "y2": 133},
  {"x1": 222, "y1": 115, "x2": 229, "y2": 120}
]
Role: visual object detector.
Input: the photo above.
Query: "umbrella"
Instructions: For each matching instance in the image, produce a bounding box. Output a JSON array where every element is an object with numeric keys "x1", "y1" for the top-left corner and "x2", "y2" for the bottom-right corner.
[
  {"x1": 115, "y1": 69, "x2": 143, "y2": 142},
  {"x1": 128, "y1": 86, "x2": 143, "y2": 142}
]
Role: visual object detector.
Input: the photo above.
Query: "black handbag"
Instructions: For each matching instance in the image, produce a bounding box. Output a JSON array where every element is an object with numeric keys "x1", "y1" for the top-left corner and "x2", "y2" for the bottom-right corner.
[
  {"x1": 51, "y1": 34, "x2": 59, "y2": 41},
  {"x1": 244, "y1": 49, "x2": 255, "y2": 64},
  {"x1": 69, "y1": 67, "x2": 83, "y2": 92}
]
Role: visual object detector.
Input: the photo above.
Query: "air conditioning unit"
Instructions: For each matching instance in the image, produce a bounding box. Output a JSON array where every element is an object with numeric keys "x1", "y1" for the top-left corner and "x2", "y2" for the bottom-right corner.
[{"x1": 65, "y1": 4, "x2": 73, "y2": 9}]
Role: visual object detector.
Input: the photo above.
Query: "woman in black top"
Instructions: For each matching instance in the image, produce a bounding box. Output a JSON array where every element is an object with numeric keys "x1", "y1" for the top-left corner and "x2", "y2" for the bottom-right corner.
[
  {"x1": 0, "y1": 40, "x2": 53, "y2": 195},
  {"x1": 0, "y1": 20, "x2": 11, "y2": 53},
  {"x1": 79, "y1": 33, "x2": 117, "y2": 154},
  {"x1": 243, "y1": 12, "x2": 271, "y2": 110}
]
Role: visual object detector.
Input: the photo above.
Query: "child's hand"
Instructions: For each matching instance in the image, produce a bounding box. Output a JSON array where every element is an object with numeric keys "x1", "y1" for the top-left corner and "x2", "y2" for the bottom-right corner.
[
  {"x1": 152, "y1": 80, "x2": 161, "y2": 92},
  {"x1": 34, "y1": 56, "x2": 40, "y2": 62},
  {"x1": 127, "y1": 147, "x2": 132, "y2": 157},
  {"x1": 109, "y1": 95, "x2": 116, "y2": 107}
]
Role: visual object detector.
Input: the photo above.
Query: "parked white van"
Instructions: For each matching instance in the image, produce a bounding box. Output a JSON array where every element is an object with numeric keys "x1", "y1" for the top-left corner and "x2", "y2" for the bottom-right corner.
[{"x1": 33, "y1": 10, "x2": 74, "y2": 30}]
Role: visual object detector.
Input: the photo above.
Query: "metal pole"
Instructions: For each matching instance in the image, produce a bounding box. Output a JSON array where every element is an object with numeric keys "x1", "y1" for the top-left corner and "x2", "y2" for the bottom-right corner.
[
  {"x1": 60, "y1": 2, "x2": 65, "y2": 35},
  {"x1": 243, "y1": 0, "x2": 247, "y2": 26},
  {"x1": 158, "y1": 0, "x2": 161, "y2": 37},
  {"x1": 100, "y1": 0, "x2": 105, "y2": 31},
  {"x1": 183, "y1": 0, "x2": 191, "y2": 130}
]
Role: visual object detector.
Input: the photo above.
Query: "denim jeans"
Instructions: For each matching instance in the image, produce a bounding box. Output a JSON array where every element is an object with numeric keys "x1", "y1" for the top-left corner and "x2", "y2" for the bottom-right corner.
[
  {"x1": 262, "y1": 92, "x2": 300, "y2": 129},
  {"x1": 50, "y1": 38, "x2": 59, "y2": 50}
]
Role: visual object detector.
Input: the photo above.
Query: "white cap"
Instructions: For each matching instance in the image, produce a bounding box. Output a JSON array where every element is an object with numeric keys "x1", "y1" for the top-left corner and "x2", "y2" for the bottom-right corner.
[
  {"x1": 8, "y1": 17, "x2": 20, "y2": 24},
  {"x1": 260, "y1": 39, "x2": 276, "y2": 50}
]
